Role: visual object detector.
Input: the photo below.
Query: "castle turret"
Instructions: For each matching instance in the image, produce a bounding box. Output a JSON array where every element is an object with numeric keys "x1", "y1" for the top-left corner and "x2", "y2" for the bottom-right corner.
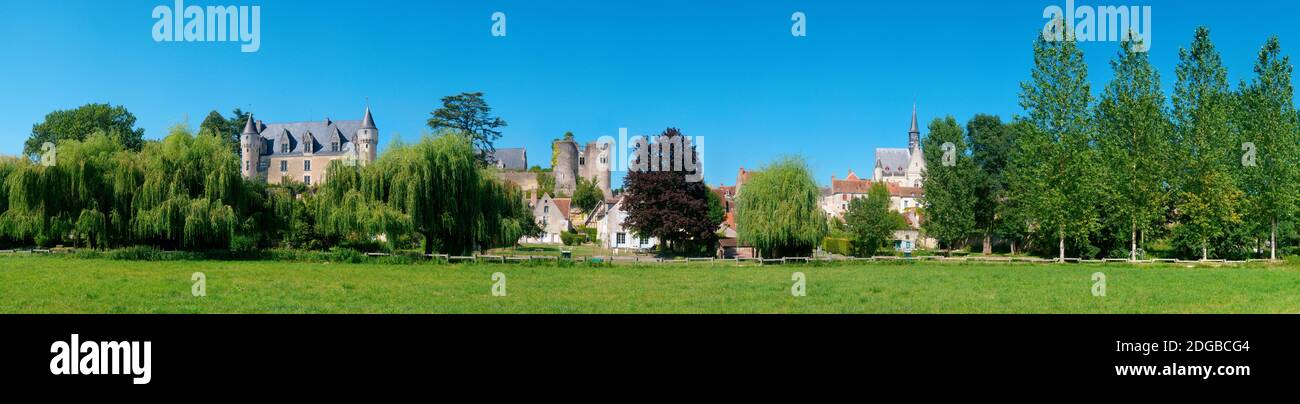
[
  {"x1": 356, "y1": 107, "x2": 378, "y2": 164},
  {"x1": 240, "y1": 115, "x2": 260, "y2": 179}
]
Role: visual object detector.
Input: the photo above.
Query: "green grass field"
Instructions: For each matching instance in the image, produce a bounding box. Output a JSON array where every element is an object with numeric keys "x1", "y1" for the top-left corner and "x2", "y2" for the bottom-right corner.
[{"x1": 1, "y1": 256, "x2": 1298, "y2": 313}]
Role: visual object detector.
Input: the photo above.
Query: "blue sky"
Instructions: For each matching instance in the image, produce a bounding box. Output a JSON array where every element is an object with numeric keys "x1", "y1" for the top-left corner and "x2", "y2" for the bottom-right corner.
[{"x1": 0, "y1": 0, "x2": 1294, "y2": 187}]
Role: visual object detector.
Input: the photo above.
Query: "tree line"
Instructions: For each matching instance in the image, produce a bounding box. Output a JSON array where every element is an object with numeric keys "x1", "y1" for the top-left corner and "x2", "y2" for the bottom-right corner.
[
  {"x1": 1, "y1": 94, "x2": 541, "y2": 255},
  {"x1": 921, "y1": 26, "x2": 1300, "y2": 260}
]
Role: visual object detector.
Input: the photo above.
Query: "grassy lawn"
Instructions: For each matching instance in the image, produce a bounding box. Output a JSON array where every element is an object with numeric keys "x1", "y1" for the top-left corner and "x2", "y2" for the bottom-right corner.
[
  {"x1": 484, "y1": 243, "x2": 636, "y2": 257},
  {"x1": 1, "y1": 256, "x2": 1298, "y2": 313}
]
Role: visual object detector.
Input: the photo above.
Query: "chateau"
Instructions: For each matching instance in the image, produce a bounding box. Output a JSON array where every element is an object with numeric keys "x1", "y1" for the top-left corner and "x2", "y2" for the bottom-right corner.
[{"x1": 239, "y1": 108, "x2": 379, "y2": 185}]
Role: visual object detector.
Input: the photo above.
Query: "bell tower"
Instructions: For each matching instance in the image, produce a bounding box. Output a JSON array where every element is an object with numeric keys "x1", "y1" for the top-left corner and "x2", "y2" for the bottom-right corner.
[{"x1": 908, "y1": 104, "x2": 920, "y2": 152}]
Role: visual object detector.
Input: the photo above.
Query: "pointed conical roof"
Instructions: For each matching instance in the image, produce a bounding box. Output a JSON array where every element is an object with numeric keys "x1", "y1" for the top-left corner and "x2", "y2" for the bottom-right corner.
[
  {"x1": 360, "y1": 107, "x2": 376, "y2": 129},
  {"x1": 242, "y1": 114, "x2": 259, "y2": 135},
  {"x1": 908, "y1": 104, "x2": 919, "y2": 134}
]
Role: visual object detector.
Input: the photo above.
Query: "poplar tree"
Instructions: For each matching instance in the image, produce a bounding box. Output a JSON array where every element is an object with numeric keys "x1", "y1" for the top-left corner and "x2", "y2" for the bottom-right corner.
[
  {"x1": 1170, "y1": 27, "x2": 1242, "y2": 260},
  {"x1": 1237, "y1": 36, "x2": 1300, "y2": 260},
  {"x1": 1095, "y1": 39, "x2": 1172, "y2": 261},
  {"x1": 967, "y1": 115, "x2": 1015, "y2": 255},
  {"x1": 920, "y1": 116, "x2": 977, "y2": 253},
  {"x1": 1010, "y1": 20, "x2": 1102, "y2": 260}
]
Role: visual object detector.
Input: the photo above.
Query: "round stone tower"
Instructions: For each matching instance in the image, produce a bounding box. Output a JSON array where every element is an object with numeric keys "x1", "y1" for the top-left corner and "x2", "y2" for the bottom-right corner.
[
  {"x1": 553, "y1": 137, "x2": 579, "y2": 197},
  {"x1": 240, "y1": 114, "x2": 261, "y2": 179},
  {"x1": 356, "y1": 107, "x2": 378, "y2": 165}
]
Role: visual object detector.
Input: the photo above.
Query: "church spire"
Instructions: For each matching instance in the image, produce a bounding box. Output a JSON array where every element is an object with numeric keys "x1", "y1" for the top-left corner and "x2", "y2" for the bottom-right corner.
[{"x1": 908, "y1": 104, "x2": 920, "y2": 151}]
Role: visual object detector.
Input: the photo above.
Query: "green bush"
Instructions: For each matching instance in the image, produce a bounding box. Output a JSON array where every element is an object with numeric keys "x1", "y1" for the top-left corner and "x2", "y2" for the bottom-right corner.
[
  {"x1": 329, "y1": 248, "x2": 367, "y2": 264},
  {"x1": 560, "y1": 231, "x2": 579, "y2": 246},
  {"x1": 105, "y1": 246, "x2": 202, "y2": 261},
  {"x1": 822, "y1": 237, "x2": 852, "y2": 256},
  {"x1": 575, "y1": 226, "x2": 598, "y2": 244},
  {"x1": 230, "y1": 235, "x2": 258, "y2": 254}
]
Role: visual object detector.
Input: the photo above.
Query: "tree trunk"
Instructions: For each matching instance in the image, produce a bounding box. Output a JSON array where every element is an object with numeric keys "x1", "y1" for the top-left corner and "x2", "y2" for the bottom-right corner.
[
  {"x1": 1010, "y1": 240, "x2": 1017, "y2": 255},
  {"x1": 1058, "y1": 228, "x2": 1066, "y2": 262},
  {"x1": 982, "y1": 230, "x2": 992, "y2": 255},
  {"x1": 1202, "y1": 241, "x2": 1208, "y2": 261},
  {"x1": 1271, "y1": 217, "x2": 1278, "y2": 261},
  {"x1": 424, "y1": 232, "x2": 435, "y2": 255},
  {"x1": 1130, "y1": 220, "x2": 1137, "y2": 262}
]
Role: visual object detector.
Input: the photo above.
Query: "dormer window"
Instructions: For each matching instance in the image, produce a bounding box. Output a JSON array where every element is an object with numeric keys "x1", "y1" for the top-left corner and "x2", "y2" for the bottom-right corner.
[
  {"x1": 329, "y1": 128, "x2": 343, "y2": 153},
  {"x1": 280, "y1": 142, "x2": 289, "y2": 153}
]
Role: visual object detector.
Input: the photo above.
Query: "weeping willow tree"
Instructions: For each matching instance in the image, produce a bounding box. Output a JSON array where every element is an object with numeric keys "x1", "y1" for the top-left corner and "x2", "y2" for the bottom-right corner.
[
  {"x1": 735, "y1": 156, "x2": 828, "y2": 258},
  {"x1": 0, "y1": 131, "x2": 137, "y2": 248},
  {"x1": 314, "y1": 158, "x2": 411, "y2": 249},
  {"x1": 0, "y1": 124, "x2": 291, "y2": 250},
  {"x1": 315, "y1": 132, "x2": 538, "y2": 254},
  {"x1": 130, "y1": 125, "x2": 246, "y2": 249}
]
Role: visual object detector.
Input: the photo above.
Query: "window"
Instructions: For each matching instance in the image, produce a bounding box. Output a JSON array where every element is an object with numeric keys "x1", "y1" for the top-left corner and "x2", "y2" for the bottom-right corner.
[
  {"x1": 244, "y1": 161, "x2": 249, "y2": 170},
  {"x1": 331, "y1": 142, "x2": 340, "y2": 152},
  {"x1": 280, "y1": 143, "x2": 289, "y2": 153},
  {"x1": 304, "y1": 160, "x2": 312, "y2": 171},
  {"x1": 280, "y1": 160, "x2": 288, "y2": 172},
  {"x1": 580, "y1": 156, "x2": 586, "y2": 165},
  {"x1": 303, "y1": 175, "x2": 311, "y2": 185},
  {"x1": 616, "y1": 233, "x2": 626, "y2": 244},
  {"x1": 640, "y1": 236, "x2": 649, "y2": 246},
  {"x1": 544, "y1": 205, "x2": 549, "y2": 214}
]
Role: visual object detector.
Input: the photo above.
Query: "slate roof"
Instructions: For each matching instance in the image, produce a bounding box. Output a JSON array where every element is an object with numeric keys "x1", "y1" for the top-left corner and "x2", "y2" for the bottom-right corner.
[
  {"x1": 255, "y1": 119, "x2": 364, "y2": 157},
  {"x1": 487, "y1": 148, "x2": 528, "y2": 171},
  {"x1": 874, "y1": 148, "x2": 911, "y2": 176}
]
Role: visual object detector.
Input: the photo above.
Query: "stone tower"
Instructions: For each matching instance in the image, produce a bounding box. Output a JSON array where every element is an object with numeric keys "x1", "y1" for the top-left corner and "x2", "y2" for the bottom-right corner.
[
  {"x1": 579, "y1": 141, "x2": 613, "y2": 200},
  {"x1": 240, "y1": 114, "x2": 261, "y2": 179},
  {"x1": 356, "y1": 107, "x2": 378, "y2": 164},
  {"x1": 553, "y1": 136, "x2": 579, "y2": 196}
]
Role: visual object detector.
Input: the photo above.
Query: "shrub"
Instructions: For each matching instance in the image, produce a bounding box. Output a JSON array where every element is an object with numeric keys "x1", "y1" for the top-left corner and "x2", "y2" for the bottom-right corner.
[
  {"x1": 577, "y1": 226, "x2": 598, "y2": 244},
  {"x1": 560, "y1": 231, "x2": 579, "y2": 246},
  {"x1": 329, "y1": 248, "x2": 366, "y2": 264},
  {"x1": 822, "y1": 237, "x2": 852, "y2": 256},
  {"x1": 230, "y1": 235, "x2": 258, "y2": 254},
  {"x1": 104, "y1": 246, "x2": 201, "y2": 261}
]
